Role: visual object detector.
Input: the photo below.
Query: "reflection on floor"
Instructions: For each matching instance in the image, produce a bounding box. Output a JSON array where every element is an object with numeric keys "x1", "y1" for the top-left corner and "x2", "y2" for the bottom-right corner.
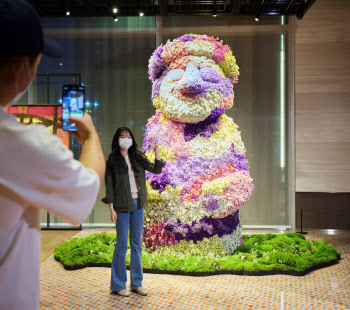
[
  {"x1": 40, "y1": 229, "x2": 350, "y2": 310},
  {"x1": 40, "y1": 230, "x2": 79, "y2": 262}
]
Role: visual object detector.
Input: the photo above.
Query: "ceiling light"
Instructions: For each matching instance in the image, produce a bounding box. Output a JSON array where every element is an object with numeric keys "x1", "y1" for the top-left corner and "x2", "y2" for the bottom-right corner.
[
  {"x1": 255, "y1": 11, "x2": 260, "y2": 21},
  {"x1": 139, "y1": 11, "x2": 144, "y2": 17},
  {"x1": 212, "y1": 0, "x2": 217, "y2": 17},
  {"x1": 255, "y1": 0, "x2": 263, "y2": 22},
  {"x1": 66, "y1": 9, "x2": 70, "y2": 16},
  {"x1": 113, "y1": 7, "x2": 118, "y2": 13}
]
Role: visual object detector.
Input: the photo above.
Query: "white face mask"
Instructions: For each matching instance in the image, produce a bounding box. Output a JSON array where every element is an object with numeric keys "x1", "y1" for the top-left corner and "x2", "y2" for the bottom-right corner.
[
  {"x1": 119, "y1": 137, "x2": 133, "y2": 150},
  {"x1": 7, "y1": 63, "x2": 33, "y2": 107}
]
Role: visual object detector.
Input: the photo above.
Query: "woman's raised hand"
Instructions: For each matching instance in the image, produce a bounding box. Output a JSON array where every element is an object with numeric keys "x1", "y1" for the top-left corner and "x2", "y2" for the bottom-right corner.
[
  {"x1": 147, "y1": 138, "x2": 158, "y2": 152},
  {"x1": 147, "y1": 138, "x2": 160, "y2": 160}
]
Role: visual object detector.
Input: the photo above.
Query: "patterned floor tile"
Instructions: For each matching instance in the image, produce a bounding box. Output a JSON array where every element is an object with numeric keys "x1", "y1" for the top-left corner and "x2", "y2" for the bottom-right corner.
[{"x1": 40, "y1": 230, "x2": 350, "y2": 310}]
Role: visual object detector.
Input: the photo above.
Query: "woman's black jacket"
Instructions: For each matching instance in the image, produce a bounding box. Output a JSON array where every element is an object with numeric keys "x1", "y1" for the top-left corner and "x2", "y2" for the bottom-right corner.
[{"x1": 102, "y1": 157, "x2": 166, "y2": 212}]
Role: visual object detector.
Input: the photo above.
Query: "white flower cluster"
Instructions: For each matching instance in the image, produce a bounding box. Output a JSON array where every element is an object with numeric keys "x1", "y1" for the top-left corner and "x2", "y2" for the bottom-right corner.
[
  {"x1": 156, "y1": 84, "x2": 222, "y2": 123},
  {"x1": 146, "y1": 179, "x2": 251, "y2": 226},
  {"x1": 191, "y1": 56, "x2": 226, "y2": 77},
  {"x1": 188, "y1": 115, "x2": 245, "y2": 158},
  {"x1": 185, "y1": 39, "x2": 215, "y2": 58},
  {"x1": 145, "y1": 193, "x2": 209, "y2": 225}
]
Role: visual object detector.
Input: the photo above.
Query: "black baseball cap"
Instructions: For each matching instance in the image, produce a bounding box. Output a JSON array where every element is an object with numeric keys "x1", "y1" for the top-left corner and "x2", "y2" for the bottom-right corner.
[{"x1": 0, "y1": 0, "x2": 62, "y2": 58}]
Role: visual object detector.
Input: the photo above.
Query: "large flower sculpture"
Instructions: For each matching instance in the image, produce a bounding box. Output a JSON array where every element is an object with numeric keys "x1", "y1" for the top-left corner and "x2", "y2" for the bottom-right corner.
[{"x1": 143, "y1": 34, "x2": 254, "y2": 258}]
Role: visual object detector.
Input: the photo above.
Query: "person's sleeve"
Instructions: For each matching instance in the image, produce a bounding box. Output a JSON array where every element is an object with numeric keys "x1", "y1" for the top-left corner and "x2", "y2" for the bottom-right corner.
[
  {"x1": 143, "y1": 158, "x2": 166, "y2": 175},
  {"x1": 102, "y1": 165, "x2": 114, "y2": 204},
  {"x1": 12, "y1": 125, "x2": 100, "y2": 225}
]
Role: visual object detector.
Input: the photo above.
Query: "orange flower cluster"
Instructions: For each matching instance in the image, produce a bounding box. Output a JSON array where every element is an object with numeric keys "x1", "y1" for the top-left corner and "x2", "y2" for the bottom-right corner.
[
  {"x1": 161, "y1": 41, "x2": 190, "y2": 65},
  {"x1": 181, "y1": 163, "x2": 238, "y2": 202},
  {"x1": 168, "y1": 56, "x2": 196, "y2": 71}
]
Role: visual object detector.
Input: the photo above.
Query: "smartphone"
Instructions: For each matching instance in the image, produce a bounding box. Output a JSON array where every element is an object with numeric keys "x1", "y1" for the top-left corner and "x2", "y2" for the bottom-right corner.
[{"x1": 62, "y1": 85, "x2": 85, "y2": 131}]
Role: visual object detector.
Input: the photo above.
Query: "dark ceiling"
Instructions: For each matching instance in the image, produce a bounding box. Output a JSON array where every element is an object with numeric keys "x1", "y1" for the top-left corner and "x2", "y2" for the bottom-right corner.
[{"x1": 27, "y1": 0, "x2": 316, "y2": 20}]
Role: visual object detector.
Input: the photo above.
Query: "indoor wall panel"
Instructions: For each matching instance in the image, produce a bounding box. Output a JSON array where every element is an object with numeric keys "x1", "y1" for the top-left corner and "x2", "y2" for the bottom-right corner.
[{"x1": 295, "y1": 0, "x2": 350, "y2": 193}]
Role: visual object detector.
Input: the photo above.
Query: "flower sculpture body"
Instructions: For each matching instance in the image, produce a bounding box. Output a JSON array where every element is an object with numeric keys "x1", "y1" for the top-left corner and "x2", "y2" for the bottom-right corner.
[{"x1": 143, "y1": 34, "x2": 254, "y2": 257}]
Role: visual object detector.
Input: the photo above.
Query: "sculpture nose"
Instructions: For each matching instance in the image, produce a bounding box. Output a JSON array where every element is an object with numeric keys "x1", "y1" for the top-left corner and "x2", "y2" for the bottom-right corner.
[{"x1": 179, "y1": 65, "x2": 205, "y2": 93}]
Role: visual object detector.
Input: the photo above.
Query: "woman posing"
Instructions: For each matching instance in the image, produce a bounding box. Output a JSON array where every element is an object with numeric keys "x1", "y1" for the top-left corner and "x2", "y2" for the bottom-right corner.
[{"x1": 103, "y1": 127, "x2": 165, "y2": 297}]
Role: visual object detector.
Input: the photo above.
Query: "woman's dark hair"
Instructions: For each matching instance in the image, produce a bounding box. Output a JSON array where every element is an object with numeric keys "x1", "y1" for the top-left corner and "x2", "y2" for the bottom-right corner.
[{"x1": 106, "y1": 127, "x2": 148, "y2": 172}]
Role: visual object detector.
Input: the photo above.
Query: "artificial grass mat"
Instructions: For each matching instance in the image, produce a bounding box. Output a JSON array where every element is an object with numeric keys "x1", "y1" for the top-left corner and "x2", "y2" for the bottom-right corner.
[{"x1": 54, "y1": 232, "x2": 341, "y2": 276}]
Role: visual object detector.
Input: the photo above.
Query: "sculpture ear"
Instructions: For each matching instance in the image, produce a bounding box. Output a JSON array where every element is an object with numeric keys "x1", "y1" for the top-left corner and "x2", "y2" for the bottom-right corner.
[{"x1": 148, "y1": 45, "x2": 168, "y2": 82}]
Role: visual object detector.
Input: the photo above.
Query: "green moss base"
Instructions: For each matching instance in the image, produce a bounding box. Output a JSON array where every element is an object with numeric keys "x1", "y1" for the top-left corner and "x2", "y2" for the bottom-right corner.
[{"x1": 54, "y1": 232, "x2": 340, "y2": 276}]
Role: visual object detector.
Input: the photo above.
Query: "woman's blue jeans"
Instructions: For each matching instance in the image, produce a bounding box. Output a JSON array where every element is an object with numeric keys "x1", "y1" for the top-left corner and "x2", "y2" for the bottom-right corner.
[{"x1": 110, "y1": 198, "x2": 144, "y2": 291}]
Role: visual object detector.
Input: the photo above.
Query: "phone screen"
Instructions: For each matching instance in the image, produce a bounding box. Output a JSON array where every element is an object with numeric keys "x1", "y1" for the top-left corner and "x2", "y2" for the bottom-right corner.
[{"x1": 62, "y1": 85, "x2": 85, "y2": 131}]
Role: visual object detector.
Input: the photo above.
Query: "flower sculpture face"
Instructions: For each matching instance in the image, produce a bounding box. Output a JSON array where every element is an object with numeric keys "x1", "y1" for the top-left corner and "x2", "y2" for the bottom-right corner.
[
  {"x1": 143, "y1": 34, "x2": 253, "y2": 257},
  {"x1": 149, "y1": 34, "x2": 239, "y2": 123}
]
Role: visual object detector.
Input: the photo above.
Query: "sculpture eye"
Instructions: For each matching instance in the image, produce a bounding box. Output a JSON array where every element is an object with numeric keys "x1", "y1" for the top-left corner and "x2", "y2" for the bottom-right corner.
[
  {"x1": 167, "y1": 69, "x2": 184, "y2": 82},
  {"x1": 200, "y1": 68, "x2": 221, "y2": 83}
]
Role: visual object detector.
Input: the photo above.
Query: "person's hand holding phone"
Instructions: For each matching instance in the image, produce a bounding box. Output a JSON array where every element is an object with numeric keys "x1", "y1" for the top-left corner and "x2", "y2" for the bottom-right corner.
[{"x1": 68, "y1": 113, "x2": 97, "y2": 145}]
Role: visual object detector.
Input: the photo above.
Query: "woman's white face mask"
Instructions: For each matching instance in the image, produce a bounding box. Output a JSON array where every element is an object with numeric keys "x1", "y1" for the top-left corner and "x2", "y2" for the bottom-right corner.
[
  {"x1": 119, "y1": 137, "x2": 133, "y2": 150},
  {"x1": 7, "y1": 63, "x2": 33, "y2": 107}
]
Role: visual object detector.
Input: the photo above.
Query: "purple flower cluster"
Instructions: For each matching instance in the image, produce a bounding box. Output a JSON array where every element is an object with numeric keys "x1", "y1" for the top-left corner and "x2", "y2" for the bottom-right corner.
[
  {"x1": 148, "y1": 45, "x2": 169, "y2": 82},
  {"x1": 146, "y1": 144, "x2": 250, "y2": 192},
  {"x1": 163, "y1": 211, "x2": 240, "y2": 244},
  {"x1": 184, "y1": 108, "x2": 224, "y2": 141},
  {"x1": 142, "y1": 122, "x2": 169, "y2": 152},
  {"x1": 152, "y1": 68, "x2": 170, "y2": 99},
  {"x1": 177, "y1": 34, "x2": 197, "y2": 43},
  {"x1": 152, "y1": 65, "x2": 234, "y2": 100},
  {"x1": 149, "y1": 170, "x2": 171, "y2": 193},
  {"x1": 200, "y1": 68, "x2": 222, "y2": 83},
  {"x1": 201, "y1": 194, "x2": 220, "y2": 212},
  {"x1": 176, "y1": 67, "x2": 234, "y2": 99}
]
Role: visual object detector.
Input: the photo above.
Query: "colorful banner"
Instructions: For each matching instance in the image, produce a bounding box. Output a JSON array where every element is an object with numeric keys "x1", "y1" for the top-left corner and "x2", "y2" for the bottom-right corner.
[{"x1": 4, "y1": 105, "x2": 69, "y2": 149}]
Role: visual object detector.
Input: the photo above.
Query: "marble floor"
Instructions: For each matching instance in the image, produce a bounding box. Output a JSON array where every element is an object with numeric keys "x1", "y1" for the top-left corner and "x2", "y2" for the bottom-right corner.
[{"x1": 40, "y1": 229, "x2": 350, "y2": 310}]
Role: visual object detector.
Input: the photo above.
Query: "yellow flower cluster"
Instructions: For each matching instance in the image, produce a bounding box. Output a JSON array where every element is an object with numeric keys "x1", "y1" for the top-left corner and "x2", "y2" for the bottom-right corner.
[
  {"x1": 146, "y1": 181, "x2": 163, "y2": 201},
  {"x1": 188, "y1": 114, "x2": 244, "y2": 158},
  {"x1": 218, "y1": 50, "x2": 239, "y2": 78},
  {"x1": 186, "y1": 38, "x2": 215, "y2": 58},
  {"x1": 161, "y1": 186, "x2": 182, "y2": 200},
  {"x1": 159, "y1": 114, "x2": 167, "y2": 124},
  {"x1": 153, "y1": 96, "x2": 162, "y2": 110},
  {"x1": 211, "y1": 114, "x2": 237, "y2": 141},
  {"x1": 202, "y1": 176, "x2": 230, "y2": 195},
  {"x1": 192, "y1": 56, "x2": 226, "y2": 78},
  {"x1": 145, "y1": 145, "x2": 176, "y2": 163}
]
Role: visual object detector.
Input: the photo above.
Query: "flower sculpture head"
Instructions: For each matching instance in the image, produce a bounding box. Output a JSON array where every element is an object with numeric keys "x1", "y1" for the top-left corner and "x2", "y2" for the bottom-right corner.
[{"x1": 148, "y1": 34, "x2": 239, "y2": 123}]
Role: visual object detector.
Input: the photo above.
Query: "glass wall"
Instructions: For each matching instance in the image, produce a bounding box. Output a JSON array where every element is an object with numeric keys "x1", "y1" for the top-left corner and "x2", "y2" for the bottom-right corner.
[
  {"x1": 36, "y1": 17, "x2": 156, "y2": 227},
  {"x1": 33, "y1": 15, "x2": 291, "y2": 227},
  {"x1": 161, "y1": 16, "x2": 290, "y2": 227}
]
